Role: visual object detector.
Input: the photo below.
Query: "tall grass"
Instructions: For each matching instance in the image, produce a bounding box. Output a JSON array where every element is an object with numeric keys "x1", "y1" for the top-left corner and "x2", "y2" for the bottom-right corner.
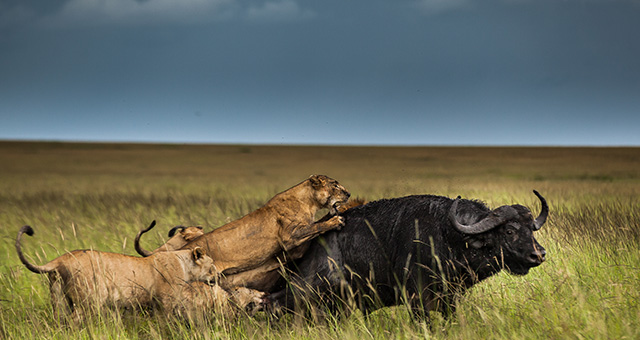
[{"x1": 1, "y1": 142, "x2": 639, "y2": 339}]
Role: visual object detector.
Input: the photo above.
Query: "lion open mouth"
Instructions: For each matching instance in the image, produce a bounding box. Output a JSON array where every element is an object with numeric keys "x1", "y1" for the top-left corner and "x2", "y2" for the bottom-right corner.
[{"x1": 330, "y1": 200, "x2": 348, "y2": 215}]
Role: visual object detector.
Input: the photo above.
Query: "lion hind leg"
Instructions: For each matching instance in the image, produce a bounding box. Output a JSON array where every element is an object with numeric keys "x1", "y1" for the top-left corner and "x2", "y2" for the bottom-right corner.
[{"x1": 48, "y1": 272, "x2": 73, "y2": 322}]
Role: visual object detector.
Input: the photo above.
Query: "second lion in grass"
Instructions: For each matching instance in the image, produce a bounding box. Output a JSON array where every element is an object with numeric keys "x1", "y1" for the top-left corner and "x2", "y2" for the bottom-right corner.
[{"x1": 15, "y1": 225, "x2": 219, "y2": 323}]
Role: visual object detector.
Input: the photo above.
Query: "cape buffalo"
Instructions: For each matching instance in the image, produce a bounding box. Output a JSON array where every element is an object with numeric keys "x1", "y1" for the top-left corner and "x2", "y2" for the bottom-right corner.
[{"x1": 271, "y1": 191, "x2": 548, "y2": 318}]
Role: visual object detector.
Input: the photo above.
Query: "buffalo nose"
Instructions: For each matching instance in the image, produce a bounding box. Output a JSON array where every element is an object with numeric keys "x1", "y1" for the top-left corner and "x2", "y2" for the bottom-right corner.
[{"x1": 529, "y1": 249, "x2": 546, "y2": 264}]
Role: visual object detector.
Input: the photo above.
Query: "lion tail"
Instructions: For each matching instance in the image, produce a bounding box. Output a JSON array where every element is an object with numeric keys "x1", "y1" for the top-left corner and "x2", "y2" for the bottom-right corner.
[
  {"x1": 134, "y1": 220, "x2": 156, "y2": 257},
  {"x1": 15, "y1": 225, "x2": 52, "y2": 274},
  {"x1": 167, "y1": 225, "x2": 186, "y2": 238}
]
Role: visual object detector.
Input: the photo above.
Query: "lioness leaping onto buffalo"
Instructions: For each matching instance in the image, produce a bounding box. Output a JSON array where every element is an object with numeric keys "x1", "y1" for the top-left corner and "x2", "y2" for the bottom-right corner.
[{"x1": 179, "y1": 174, "x2": 350, "y2": 291}]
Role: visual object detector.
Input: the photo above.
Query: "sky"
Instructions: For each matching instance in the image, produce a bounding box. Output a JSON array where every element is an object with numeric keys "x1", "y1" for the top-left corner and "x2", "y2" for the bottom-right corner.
[{"x1": 1, "y1": 0, "x2": 639, "y2": 146}]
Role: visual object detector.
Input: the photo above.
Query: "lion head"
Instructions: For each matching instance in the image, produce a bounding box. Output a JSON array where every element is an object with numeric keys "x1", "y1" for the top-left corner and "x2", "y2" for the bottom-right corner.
[
  {"x1": 229, "y1": 287, "x2": 269, "y2": 316},
  {"x1": 308, "y1": 174, "x2": 351, "y2": 215},
  {"x1": 188, "y1": 247, "x2": 220, "y2": 284}
]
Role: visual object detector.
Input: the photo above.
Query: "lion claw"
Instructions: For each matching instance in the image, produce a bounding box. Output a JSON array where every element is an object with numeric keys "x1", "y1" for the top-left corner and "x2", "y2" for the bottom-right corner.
[{"x1": 332, "y1": 216, "x2": 345, "y2": 230}]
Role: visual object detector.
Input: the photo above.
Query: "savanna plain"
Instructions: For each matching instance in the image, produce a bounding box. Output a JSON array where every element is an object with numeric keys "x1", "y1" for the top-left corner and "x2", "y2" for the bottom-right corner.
[{"x1": 0, "y1": 142, "x2": 638, "y2": 340}]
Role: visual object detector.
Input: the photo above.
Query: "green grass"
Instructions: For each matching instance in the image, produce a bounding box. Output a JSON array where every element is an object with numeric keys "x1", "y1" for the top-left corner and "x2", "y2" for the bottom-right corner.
[{"x1": 1, "y1": 141, "x2": 639, "y2": 339}]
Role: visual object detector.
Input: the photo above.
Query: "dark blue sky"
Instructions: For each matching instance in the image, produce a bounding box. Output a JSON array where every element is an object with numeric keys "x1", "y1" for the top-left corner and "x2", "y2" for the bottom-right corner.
[{"x1": 1, "y1": 0, "x2": 639, "y2": 145}]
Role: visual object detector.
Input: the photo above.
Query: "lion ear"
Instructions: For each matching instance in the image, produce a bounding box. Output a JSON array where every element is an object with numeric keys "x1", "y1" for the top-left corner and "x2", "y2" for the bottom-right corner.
[
  {"x1": 191, "y1": 247, "x2": 206, "y2": 261},
  {"x1": 309, "y1": 175, "x2": 326, "y2": 189}
]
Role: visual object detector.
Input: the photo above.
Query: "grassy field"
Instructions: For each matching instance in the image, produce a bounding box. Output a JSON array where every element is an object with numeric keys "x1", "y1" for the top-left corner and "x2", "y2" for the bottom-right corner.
[{"x1": 0, "y1": 141, "x2": 639, "y2": 339}]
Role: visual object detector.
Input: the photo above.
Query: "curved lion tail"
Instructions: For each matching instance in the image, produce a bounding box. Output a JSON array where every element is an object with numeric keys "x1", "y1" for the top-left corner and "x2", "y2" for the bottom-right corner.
[
  {"x1": 15, "y1": 225, "x2": 50, "y2": 274},
  {"x1": 167, "y1": 225, "x2": 186, "y2": 238},
  {"x1": 134, "y1": 220, "x2": 156, "y2": 257}
]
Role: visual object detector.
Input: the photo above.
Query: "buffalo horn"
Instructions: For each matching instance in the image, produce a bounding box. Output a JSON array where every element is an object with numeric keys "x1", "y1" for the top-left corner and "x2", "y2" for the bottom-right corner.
[
  {"x1": 532, "y1": 190, "x2": 548, "y2": 231},
  {"x1": 449, "y1": 197, "x2": 518, "y2": 235}
]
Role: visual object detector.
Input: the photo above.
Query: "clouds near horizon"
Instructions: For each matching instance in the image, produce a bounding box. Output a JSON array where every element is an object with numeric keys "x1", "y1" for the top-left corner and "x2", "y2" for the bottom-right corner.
[
  {"x1": 4, "y1": 0, "x2": 640, "y2": 28},
  {"x1": 1, "y1": 0, "x2": 321, "y2": 28}
]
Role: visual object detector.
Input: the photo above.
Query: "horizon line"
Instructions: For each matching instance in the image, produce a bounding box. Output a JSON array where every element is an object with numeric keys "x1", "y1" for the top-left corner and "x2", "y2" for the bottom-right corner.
[{"x1": 1, "y1": 138, "x2": 638, "y2": 148}]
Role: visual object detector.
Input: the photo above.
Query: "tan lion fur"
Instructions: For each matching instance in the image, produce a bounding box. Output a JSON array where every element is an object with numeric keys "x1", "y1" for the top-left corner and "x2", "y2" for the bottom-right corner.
[
  {"x1": 135, "y1": 220, "x2": 205, "y2": 257},
  {"x1": 15, "y1": 225, "x2": 219, "y2": 322},
  {"x1": 328, "y1": 197, "x2": 367, "y2": 215},
  {"x1": 181, "y1": 174, "x2": 350, "y2": 291},
  {"x1": 169, "y1": 282, "x2": 267, "y2": 321}
]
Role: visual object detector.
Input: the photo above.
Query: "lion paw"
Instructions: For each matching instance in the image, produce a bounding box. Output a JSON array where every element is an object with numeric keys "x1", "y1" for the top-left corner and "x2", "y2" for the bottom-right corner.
[{"x1": 330, "y1": 216, "x2": 345, "y2": 230}]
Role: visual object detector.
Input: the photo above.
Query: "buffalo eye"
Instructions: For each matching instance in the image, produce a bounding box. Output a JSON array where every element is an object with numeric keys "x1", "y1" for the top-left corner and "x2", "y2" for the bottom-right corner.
[{"x1": 506, "y1": 229, "x2": 515, "y2": 236}]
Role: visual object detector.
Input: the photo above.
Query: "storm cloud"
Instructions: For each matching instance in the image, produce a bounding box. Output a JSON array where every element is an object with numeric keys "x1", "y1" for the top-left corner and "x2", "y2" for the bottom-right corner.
[{"x1": 1, "y1": 0, "x2": 639, "y2": 145}]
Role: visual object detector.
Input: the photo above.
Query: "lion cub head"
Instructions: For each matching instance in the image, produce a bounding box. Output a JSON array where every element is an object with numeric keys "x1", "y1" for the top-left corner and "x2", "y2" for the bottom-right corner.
[
  {"x1": 189, "y1": 247, "x2": 220, "y2": 284},
  {"x1": 308, "y1": 174, "x2": 351, "y2": 214},
  {"x1": 229, "y1": 287, "x2": 269, "y2": 315}
]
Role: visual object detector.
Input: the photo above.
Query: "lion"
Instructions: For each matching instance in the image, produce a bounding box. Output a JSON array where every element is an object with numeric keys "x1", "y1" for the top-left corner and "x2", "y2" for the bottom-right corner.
[
  {"x1": 15, "y1": 225, "x2": 219, "y2": 322},
  {"x1": 135, "y1": 199, "x2": 365, "y2": 259},
  {"x1": 168, "y1": 282, "x2": 268, "y2": 321},
  {"x1": 180, "y1": 174, "x2": 350, "y2": 292},
  {"x1": 134, "y1": 220, "x2": 205, "y2": 257}
]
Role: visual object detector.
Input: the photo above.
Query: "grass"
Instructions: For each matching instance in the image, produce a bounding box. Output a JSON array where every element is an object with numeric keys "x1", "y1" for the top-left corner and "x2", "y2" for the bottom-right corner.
[{"x1": 1, "y1": 141, "x2": 639, "y2": 339}]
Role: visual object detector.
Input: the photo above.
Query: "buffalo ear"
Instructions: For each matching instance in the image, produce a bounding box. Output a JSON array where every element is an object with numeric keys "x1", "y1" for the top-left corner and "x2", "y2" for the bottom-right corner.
[
  {"x1": 465, "y1": 236, "x2": 486, "y2": 249},
  {"x1": 468, "y1": 239, "x2": 484, "y2": 249},
  {"x1": 192, "y1": 247, "x2": 206, "y2": 261}
]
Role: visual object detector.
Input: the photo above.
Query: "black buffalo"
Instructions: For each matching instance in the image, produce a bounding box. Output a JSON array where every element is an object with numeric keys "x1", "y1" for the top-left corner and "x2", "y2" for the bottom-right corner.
[{"x1": 271, "y1": 191, "x2": 548, "y2": 318}]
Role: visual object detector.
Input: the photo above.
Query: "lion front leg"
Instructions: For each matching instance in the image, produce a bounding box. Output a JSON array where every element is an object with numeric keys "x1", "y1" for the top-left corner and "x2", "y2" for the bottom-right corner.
[{"x1": 282, "y1": 216, "x2": 344, "y2": 250}]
